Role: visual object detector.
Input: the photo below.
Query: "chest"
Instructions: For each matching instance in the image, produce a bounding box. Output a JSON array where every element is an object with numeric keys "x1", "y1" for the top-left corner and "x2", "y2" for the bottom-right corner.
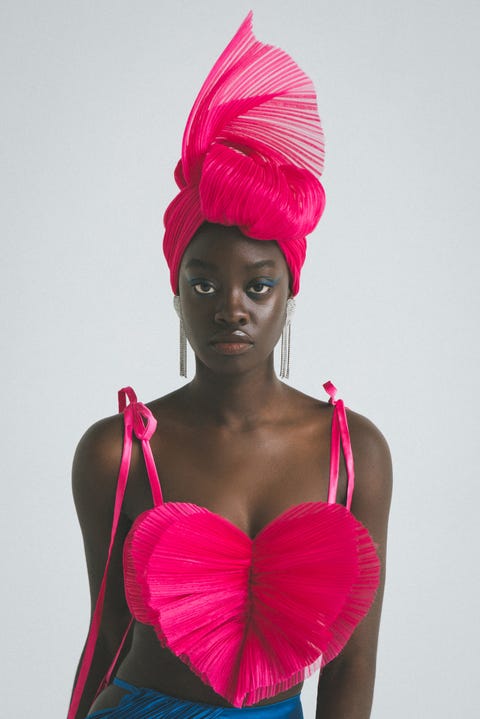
[{"x1": 123, "y1": 419, "x2": 347, "y2": 538}]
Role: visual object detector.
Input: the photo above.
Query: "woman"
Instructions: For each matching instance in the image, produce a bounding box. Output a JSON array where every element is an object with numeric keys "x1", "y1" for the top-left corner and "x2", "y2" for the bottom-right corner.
[{"x1": 68, "y1": 13, "x2": 392, "y2": 719}]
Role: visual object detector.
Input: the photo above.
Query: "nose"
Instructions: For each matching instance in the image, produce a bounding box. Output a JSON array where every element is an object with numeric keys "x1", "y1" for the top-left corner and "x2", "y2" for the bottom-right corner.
[{"x1": 214, "y1": 289, "x2": 249, "y2": 326}]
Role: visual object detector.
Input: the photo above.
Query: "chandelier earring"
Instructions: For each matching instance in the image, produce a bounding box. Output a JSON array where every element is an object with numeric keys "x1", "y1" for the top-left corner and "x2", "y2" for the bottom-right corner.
[
  {"x1": 279, "y1": 297, "x2": 296, "y2": 380},
  {"x1": 173, "y1": 295, "x2": 187, "y2": 378}
]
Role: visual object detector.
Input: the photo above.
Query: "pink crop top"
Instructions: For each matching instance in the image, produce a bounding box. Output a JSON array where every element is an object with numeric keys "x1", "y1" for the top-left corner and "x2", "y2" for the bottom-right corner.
[{"x1": 68, "y1": 382, "x2": 380, "y2": 717}]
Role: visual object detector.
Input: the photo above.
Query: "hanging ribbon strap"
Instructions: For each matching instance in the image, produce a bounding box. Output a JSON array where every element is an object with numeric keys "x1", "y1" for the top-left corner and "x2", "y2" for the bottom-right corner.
[
  {"x1": 68, "y1": 388, "x2": 161, "y2": 719},
  {"x1": 323, "y1": 381, "x2": 355, "y2": 511},
  {"x1": 118, "y1": 388, "x2": 163, "y2": 506}
]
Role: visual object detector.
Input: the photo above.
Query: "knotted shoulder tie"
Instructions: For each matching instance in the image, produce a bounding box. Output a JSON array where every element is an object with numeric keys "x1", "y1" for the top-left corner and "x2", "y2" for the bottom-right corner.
[{"x1": 67, "y1": 389, "x2": 160, "y2": 719}]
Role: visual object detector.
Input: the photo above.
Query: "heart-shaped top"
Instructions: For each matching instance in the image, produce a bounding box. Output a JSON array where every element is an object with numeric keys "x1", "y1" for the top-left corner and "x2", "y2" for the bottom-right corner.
[
  {"x1": 123, "y1": 500, "x2": 380, "y2": 707},
  {"x1": 67, "y1": 382, "x2": 380, "y2": 719}
]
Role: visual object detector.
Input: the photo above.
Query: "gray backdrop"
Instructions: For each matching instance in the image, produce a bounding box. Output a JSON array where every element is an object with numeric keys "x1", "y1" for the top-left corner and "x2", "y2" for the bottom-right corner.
[{"x1": 2, "y1": 0, "x2": 478, "y2": 716}]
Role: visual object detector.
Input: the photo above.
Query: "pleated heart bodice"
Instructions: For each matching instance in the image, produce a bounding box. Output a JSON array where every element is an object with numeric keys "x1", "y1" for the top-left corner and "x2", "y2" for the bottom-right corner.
[{"x1": 123, "y1": 499, "x2": 380, "y2": 708}]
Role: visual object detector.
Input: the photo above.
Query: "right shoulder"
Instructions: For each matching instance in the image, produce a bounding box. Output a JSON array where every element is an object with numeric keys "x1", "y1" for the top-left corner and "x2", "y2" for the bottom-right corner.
[{"x1": 72, "y1": 411, "x2": 126, "y2": 511}]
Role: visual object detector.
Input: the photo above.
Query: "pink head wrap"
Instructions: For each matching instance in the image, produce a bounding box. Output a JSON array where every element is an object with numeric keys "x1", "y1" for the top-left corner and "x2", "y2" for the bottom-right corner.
[{"x1": 163, "y1": 12, "x2": 326, "y2": 296}]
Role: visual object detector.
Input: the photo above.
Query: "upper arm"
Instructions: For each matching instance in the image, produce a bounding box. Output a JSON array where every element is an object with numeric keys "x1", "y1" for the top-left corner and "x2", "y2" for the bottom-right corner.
[
  {"x1": 72, "y1": 414, "x2": 132, "y2": 638},
  {"x1": 341, "y1": 409, "x2": 393, "y2": 663},
  {"x1": 316, "y1": 412, "x2": 392, "y2": 718}
]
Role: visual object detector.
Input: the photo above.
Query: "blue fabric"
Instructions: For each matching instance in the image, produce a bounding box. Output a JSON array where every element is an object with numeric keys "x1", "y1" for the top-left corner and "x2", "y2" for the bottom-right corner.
[{"x1": 86, "y1": 679, "x2": 303, "y2": 719}]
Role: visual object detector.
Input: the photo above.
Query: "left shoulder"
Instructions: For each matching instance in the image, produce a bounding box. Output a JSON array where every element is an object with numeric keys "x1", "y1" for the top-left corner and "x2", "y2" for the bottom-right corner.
[
  {"x1": 344, "y1": 407, "x2": 392, "y2": 521},
  {"x1": 345, "y1": 408, "x2": 391, "y2": 469}
]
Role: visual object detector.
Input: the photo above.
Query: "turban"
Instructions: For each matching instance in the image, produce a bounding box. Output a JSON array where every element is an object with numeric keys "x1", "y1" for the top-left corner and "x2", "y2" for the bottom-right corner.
[{"x1": 163, "y1": 11, "x2": 326, "y2": 296}]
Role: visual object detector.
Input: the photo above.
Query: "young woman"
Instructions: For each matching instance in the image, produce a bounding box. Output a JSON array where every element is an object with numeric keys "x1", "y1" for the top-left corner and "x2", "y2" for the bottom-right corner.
[{"x1": 68, "y1": 13, "x2": 392, "y2": 719}]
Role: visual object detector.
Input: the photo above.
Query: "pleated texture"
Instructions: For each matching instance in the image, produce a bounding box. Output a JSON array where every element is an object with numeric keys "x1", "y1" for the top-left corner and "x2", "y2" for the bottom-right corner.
[
  {"x1": 124, "y1": 501, "x2": 380, "y2": 708},
  {"x1": 163, "y1": 11, "x2": 326, "y2": 296},
  {"x1": 86, "y1": 688, "x2": 226, "y2": 719},
  {"x1": 87, "y1": 682, "x2": 302, "y2": 719}
]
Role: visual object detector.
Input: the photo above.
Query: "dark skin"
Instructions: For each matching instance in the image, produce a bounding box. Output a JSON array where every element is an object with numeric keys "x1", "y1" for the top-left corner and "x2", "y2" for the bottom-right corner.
[{"x1": 72, "y1": 224, "x2": 392, "y2": 719}]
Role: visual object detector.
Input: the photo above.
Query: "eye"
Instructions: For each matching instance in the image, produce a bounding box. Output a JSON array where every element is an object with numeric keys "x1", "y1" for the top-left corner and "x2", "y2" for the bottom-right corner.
[
  {"x1": 191, "y1": 280, "x2": 215, "y2": 295},
  {"x1": 247, "y1": 280, "x2": 276, "y2": 296}
]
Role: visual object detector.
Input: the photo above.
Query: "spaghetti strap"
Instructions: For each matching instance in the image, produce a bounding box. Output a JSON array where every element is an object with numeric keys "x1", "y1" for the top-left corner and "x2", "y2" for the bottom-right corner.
[
  {"x1": 323, "y1": 381, "x2": 355, "y2": 511},
  {"x1": 117, "y1": 387, "x2": 163, "y2": 506},
  {"x1": 67, "y1": 388, "x2": 162, "y2": 719}
]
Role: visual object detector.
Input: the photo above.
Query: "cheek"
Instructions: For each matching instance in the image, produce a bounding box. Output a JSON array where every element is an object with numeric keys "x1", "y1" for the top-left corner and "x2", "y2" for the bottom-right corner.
[
  {"x1": 180, "y1": 299, "x2": 208, "y2": 342},
  {"x1": 177, "y1": 282, "x2": 202, "y2": 323},
  {"x1": 256, "y1": 300, "x2": 287, "y2": 344}
]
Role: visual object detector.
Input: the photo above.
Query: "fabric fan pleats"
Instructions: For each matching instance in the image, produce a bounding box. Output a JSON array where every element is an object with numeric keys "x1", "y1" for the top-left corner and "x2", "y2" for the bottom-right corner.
[
  {"x1": 180, "y1": 11, "x2": 325, "y2": 182},
  {"x1": 124, "y1": 501, "x2": 380, "y2": 708},
  {"x1": 163, "y1": 11, "x2": 326, "y2": 296}
]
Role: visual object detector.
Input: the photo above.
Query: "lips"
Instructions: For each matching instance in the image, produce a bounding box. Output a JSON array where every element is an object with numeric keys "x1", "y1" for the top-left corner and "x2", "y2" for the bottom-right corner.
[{"x1": 210, "y1": 331, "x2": 253, "y2": 355}]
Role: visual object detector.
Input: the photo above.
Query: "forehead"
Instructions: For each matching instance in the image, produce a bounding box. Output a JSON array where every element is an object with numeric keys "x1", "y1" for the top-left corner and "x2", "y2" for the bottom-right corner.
[{"x1": 180, "y1": 224, "x2": 286, "y2": 272}]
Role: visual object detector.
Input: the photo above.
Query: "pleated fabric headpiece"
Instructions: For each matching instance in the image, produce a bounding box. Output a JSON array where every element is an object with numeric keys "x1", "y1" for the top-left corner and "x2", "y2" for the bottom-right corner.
[{"x1": 163, "y1": 11, "x2": 326, "y2": 296}]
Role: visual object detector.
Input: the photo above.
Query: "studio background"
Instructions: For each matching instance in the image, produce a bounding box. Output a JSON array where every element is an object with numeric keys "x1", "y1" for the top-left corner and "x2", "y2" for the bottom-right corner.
[{"x1": 2, "y1": 1, "x2": 478, "y2": 717}]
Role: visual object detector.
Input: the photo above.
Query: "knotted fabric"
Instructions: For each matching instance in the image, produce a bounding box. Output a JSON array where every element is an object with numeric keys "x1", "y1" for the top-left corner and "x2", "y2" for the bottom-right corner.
[{"x1": 163, "y1": 11, "x2": 326, "y2": 295}]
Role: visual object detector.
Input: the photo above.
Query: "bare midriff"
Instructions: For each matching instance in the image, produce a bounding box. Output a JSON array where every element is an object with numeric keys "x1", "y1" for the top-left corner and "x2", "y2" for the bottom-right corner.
[{"x1": 115, "y1": 623, "x2": 304, "y2": 708}]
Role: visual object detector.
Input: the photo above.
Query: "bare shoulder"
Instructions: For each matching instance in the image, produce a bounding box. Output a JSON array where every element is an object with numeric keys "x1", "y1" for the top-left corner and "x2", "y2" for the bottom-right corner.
[
  {"x1": 346, "y1": 409, "x2": 392, "y2": 474},
  {"x1": 72, "y1": 411, "x2": 125, "y2": 512},
  {"x1": 345, "y1": 407, "x2": 393, "y2": 534},
  {"x1": 71, "y1": 386, "x2": 187, "y2": 502}
]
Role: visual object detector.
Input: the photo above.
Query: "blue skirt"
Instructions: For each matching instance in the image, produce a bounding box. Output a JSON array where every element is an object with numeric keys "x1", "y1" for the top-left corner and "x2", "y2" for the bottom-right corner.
[{"x1": 87, "y1": 679, "x2": 303, "y2": 719}]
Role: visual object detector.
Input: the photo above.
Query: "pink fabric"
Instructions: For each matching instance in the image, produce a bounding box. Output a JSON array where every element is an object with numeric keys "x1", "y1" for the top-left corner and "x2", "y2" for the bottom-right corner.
[
  {"x1": 68, "y1": 382, "x2": 380, "y2": 715},
  {"x1": 323, "y1": 380, "x2": 355, "y2": 510},
  {"x1": 124, "y1": 502, "x2": 379, "y2": 707},
  {"x1": 67, "y1": 389, "x2": 161, "y2": 719},
  {"x1": 163, "y1": 11, "x2": 326, "y2": 296}
]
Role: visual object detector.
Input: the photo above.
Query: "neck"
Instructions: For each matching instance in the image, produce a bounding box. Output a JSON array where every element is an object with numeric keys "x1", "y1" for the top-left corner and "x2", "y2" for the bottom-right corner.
[{"x1": 184, "y1": 356, "x2": 287, "y2": 429}]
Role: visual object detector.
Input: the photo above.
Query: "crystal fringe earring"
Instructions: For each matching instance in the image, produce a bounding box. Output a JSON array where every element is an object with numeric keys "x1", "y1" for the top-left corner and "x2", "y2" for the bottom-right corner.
[
  {"x1": 173, "y1": 295, "x2": 187, "y2": 378},
  {"x1": 279, "y1": 297, "x2": 295, "y2": 379}
]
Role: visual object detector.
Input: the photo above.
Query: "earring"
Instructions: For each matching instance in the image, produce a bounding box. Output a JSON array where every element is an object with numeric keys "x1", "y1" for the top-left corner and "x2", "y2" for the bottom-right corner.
[
  {"x1": 279, "y1": 297, "x2": 295, "y2": 380},
  {"x1": 173, "y1": 295, "x2": 187, "y2": 378}
]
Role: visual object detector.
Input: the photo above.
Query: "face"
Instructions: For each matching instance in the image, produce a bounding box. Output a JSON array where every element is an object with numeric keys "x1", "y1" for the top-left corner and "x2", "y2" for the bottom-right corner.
[{"x1": 177, "y1": 224, "x2": 292, "y2": 376}]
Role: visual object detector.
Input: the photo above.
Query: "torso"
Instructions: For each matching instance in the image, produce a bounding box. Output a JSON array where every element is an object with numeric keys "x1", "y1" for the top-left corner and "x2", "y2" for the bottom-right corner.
[{"x1": 89, "y1": 384, "x2": 348, "y2": 712}]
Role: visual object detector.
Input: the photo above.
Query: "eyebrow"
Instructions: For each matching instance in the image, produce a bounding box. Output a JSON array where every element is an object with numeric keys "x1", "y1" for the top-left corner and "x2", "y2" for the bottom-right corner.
[{"x1": 184, "y1": 259, "x2": 277, "y2": 271}]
